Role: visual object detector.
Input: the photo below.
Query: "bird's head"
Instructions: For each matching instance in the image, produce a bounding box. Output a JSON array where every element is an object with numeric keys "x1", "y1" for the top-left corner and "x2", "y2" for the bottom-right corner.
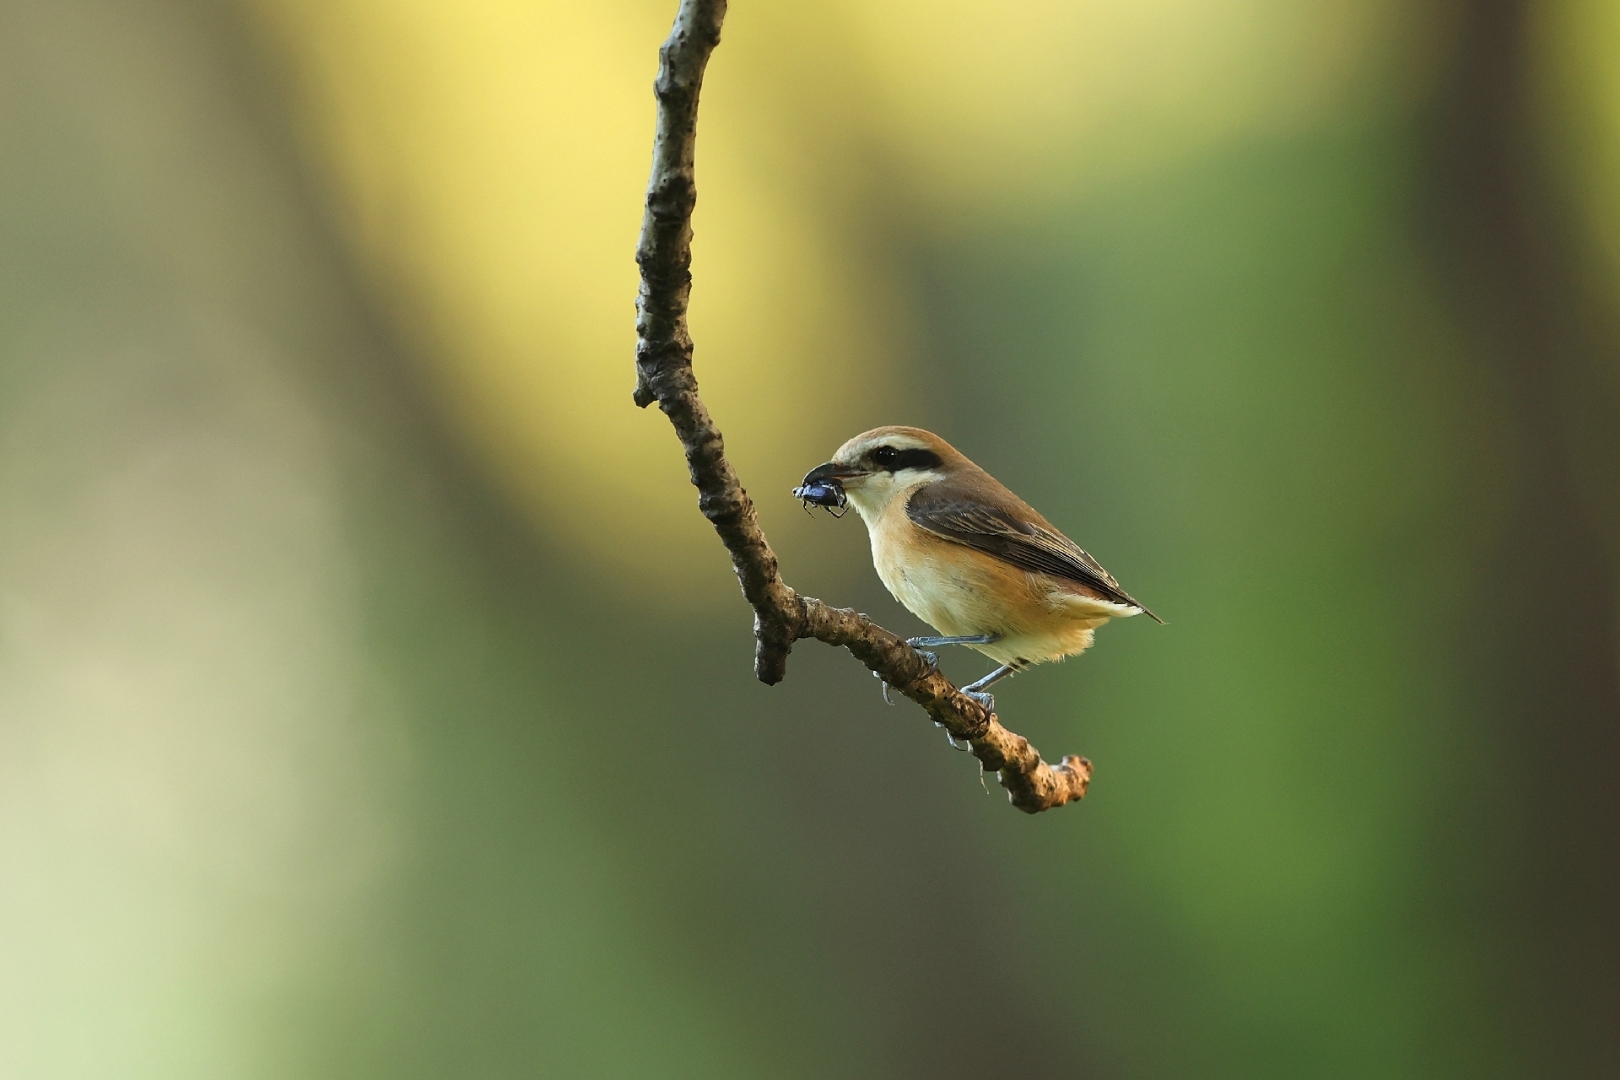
[{"x1": 798, "y1": 426, "x2": 959, "y2": 524}]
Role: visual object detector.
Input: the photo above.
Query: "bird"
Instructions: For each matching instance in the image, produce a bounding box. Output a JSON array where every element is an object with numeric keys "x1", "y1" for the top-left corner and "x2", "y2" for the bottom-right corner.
[{"x1": 796, "y1": 426, "x2": 1158, "y2": 710}]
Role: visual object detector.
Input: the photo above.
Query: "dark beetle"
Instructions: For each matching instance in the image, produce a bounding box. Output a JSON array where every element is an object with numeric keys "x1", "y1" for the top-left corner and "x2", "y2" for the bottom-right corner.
[{"x1": 792, "y1": 479, "x2": 849, "y2": 517}]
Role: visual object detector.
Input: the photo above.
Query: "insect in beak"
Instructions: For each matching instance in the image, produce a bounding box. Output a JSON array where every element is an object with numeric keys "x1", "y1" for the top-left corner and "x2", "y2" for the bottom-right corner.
[
  {"x1": 793, "y1": 480, "x2": 848, "y2": 516},
  {"x1": 793, "y1": 461, "x2": 859, "y2": 517}
]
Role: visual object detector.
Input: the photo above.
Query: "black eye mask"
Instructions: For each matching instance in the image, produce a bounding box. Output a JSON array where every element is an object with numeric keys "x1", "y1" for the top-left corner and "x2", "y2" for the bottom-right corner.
[{"x1": 871, "y1": 447, "x2": 941, "y2": 472}]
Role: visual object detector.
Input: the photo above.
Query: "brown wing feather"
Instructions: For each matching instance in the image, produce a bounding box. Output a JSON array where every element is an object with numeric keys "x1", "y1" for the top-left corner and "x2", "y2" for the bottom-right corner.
[{"x1": 905, "y1": 490, "x2": 1160, "y2": 621}]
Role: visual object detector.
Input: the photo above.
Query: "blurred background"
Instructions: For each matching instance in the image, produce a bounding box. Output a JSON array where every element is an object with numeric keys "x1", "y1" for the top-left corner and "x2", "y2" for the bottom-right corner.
[{"x1": 2, "y1": 0, "x2": 1618, "y2": 1076}]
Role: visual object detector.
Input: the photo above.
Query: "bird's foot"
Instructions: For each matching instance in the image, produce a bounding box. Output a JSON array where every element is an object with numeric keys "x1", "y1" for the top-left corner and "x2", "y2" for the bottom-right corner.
[
  {"x1": 959, "y1": 662, "x2": 1018, "y2": 714},
  {"x1": 909, "y1": 648, "x2": 938, "y2": 675}
]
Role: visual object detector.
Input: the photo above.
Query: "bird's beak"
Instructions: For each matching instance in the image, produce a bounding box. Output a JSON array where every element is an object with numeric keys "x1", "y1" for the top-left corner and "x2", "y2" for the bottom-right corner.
[{"x1": 799, "y1": 461, "x2": 869, "y2": 486}]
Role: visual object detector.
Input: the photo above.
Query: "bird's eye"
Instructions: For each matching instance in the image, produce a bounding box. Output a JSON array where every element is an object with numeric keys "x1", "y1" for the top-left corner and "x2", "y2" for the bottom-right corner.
[{"x1": 868, "y1": 445, "x2": 942, "y2": 472}]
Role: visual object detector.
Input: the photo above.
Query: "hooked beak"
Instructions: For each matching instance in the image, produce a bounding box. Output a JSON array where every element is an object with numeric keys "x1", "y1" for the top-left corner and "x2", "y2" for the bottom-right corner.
[{"x1": 799, "y1": 461, "x2": 868, "y2": 487}]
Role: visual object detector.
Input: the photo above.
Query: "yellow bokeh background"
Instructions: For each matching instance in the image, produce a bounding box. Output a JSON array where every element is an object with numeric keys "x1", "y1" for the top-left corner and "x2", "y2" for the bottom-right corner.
[
  {"x1": 10, "y1": 0, "x2": 1620, "y2": 1075},
  {"x1": 243, "y1": 0, "x2": 1402, "y2": 592}
]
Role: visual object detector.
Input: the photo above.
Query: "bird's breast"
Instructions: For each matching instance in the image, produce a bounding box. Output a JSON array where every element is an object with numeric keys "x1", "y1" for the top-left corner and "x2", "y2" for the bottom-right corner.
[{"x1": 868, "y1": 506, "x2": 1019, "y2": 634}]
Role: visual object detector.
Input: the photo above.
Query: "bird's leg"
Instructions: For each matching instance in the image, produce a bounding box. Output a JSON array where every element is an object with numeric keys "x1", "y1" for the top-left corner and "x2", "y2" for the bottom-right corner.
[
  {"x1": 960, "y1": 662, "x2": 1020, "y2": 713},
  {"x1": 904, "y1": 633, "x2": 999, "y2": 674},
  {"x1": 907, "y1": 634, "x2": 1001, "y2": 649}
]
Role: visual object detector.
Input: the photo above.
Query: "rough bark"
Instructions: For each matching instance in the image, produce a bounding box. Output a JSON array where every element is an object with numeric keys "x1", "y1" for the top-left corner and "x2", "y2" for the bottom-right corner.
[{"x1": 631, "y1": 0, "x2": 1090, "y2": 812}]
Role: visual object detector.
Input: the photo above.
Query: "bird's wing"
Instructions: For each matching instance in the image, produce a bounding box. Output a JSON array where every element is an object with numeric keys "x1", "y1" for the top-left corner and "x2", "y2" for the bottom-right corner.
[{"x1": 905, "y1": 491, "x2": 1159, "y2": 620}]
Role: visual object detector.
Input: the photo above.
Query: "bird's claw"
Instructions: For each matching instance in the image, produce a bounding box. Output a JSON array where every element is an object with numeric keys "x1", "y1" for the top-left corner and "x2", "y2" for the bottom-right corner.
[
  {"x1": 873, "y1": 670, "x2": 896, "y2": 706},
  {"x1": 964, "y1": 689, "x2": 995, "y2": 713},
  {"x1": 909, "y1": 647, "x2": 938, "y2": 675}
]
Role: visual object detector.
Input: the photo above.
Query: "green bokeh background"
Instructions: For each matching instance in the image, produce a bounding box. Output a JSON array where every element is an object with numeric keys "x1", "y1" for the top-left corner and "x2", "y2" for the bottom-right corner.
[{"x1": 2, "y1": 1, "x2": 1618, "y2": 1078}]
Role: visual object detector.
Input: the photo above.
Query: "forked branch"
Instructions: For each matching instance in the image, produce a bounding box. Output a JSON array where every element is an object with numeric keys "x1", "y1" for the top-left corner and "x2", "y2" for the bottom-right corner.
[{"x1": 632, "y1": 0, "x2": 1090, "y2": 812}]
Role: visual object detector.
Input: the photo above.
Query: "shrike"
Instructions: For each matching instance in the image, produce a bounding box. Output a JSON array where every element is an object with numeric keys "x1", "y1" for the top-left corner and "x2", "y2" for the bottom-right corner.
[{"x1": 796, "y1": 426, "x2": 1158, "y2": 709}]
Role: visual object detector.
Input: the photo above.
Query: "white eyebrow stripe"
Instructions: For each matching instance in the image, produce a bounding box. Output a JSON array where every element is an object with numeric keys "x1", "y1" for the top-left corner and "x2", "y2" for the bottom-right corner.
[{"x1": 857, "y1": 438, "x2": 932, "y2": 454}]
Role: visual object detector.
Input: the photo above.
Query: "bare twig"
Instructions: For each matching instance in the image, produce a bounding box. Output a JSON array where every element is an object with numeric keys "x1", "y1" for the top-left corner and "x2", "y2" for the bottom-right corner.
[{"x1": 632, "y1": 0, "x2": 1090, "y2": 812}]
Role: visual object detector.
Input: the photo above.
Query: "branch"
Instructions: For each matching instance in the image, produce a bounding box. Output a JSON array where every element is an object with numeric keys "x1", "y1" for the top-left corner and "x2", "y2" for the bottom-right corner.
[{"x1": 632, "y1": 0, "x2": 1091, "y2": 813}]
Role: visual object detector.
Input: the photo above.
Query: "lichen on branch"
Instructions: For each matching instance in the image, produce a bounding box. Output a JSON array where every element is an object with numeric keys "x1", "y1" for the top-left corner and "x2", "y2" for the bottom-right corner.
[{"x1": 631, "y1": 0, "x2": 1090, "y2": 812}]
